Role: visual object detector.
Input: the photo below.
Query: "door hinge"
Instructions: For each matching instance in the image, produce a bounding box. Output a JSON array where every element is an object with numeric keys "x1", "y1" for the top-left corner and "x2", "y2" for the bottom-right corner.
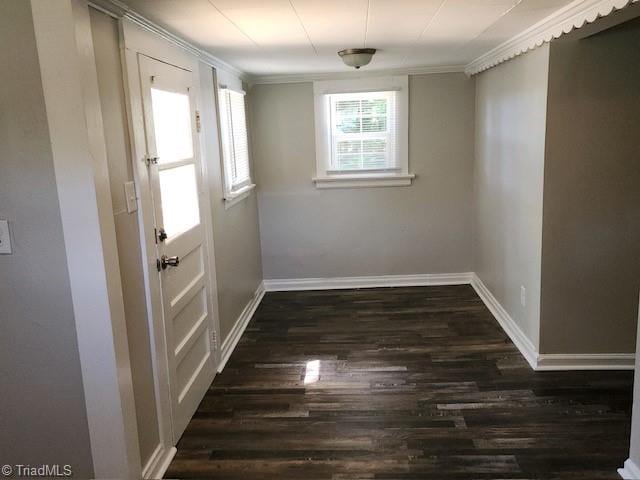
[
  {"x1": 210, "y1": 330, "x2": 218, "y2": 350},
  {"x1": 195, "y1": 110, "x2": 201, "y2": 133},
  {"x1": 145, "y1": 156, "x2": 159, "y2": 166}
]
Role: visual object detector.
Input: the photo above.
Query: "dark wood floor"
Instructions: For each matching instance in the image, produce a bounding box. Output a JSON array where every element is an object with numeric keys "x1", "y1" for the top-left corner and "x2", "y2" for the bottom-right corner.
[{"x1": 166, "y1": 285, "x2": 633, "y2": 479}]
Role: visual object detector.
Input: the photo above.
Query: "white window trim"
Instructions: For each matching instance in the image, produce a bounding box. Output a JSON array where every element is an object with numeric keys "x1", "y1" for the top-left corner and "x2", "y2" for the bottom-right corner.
[
  {"x1": 312, "y1": 75, "x2": 413, "y2": 189},
  {"x1": 223, "y1": 182, "x2": 256, "y2": 209},
  {"x1": 217, "y1": 72, "x2": 255, "y2": 208}
]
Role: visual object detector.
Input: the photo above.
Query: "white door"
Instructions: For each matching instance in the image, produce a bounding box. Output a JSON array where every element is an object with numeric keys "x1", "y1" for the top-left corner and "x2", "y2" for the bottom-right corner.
[{"x1": 139, "y1": 55, "x2": 216, "y2": 442}]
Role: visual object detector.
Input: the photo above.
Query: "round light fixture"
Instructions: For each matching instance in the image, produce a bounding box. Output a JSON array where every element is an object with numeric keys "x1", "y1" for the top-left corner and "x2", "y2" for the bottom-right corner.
[{"x1": 338, "y1": 48, "x2": 376, "y2": 69}]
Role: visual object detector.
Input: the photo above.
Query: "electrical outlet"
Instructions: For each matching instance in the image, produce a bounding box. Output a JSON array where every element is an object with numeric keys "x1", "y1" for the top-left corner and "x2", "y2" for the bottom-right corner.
[
  {"x1": 520, "y1": 285, "x2": 526, "y2": 307},
  {"x1": 0, "y1": 220, "x2": 12, "y2": 254}
]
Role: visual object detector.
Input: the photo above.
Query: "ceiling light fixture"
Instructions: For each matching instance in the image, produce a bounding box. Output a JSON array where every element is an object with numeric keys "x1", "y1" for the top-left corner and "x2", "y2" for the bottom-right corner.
[{"x1": 338, "y1": 48, "x2": 376, "y2": 69}]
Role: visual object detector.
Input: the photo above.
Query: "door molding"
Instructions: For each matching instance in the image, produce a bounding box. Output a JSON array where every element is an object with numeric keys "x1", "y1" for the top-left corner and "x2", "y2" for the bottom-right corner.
[
  {"x1": 120, "y1": 17, "x2": 222, "y2": 475},
  {"x1": 34, "y1": 1, "x2": 142, "y2": 477}
]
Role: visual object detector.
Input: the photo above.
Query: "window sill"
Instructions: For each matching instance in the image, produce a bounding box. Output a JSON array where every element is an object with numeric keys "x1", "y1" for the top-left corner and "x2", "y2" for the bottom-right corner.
[
  {"x1": 224, "y1": 183, "x2": 256, "y2": 209},
  {"x1": 312, "y1": 174, "x2": 415, "y2": 189}
]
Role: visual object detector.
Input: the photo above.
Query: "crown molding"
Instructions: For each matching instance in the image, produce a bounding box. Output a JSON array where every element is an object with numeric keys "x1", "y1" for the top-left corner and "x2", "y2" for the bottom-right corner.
[
  {"x1": 248, "y1": 64, "x2": 466, "y2": 86},
  {"x1": 88, "y1": 0, "x2": 638, "y2": 83},
  {"x1": 465, "y1": 0, "x2": 639, "y2": 75},
  {"x1": 88, "y1": 0, "x2": 248, "y2": 80}
]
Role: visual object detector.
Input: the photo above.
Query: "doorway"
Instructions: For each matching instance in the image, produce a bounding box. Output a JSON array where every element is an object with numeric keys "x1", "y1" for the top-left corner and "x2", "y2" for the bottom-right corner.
[{"x1": 138, "y1": 54, "x2": 218, "y2": 442}]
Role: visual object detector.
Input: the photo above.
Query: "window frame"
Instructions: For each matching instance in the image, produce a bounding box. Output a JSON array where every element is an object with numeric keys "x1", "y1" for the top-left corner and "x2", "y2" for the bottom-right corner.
[
  {"x1": 216, "y1": 79, "x2": 255, "y2": 209},
  {"x1": 312, "y1": 75, "x2": 413, "y2": 189}
]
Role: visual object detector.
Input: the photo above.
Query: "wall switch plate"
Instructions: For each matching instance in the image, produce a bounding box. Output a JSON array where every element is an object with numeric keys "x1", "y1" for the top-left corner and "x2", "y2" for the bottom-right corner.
[
  {"x1": 124, "y1": 181, "x2": 138, "y2": 214},
  {"x1": 520, "y1": 285, "x2": 526, "y2": 307},
  {"x1": 0, "y1": 220, "x2": 12, "y2": 254}
]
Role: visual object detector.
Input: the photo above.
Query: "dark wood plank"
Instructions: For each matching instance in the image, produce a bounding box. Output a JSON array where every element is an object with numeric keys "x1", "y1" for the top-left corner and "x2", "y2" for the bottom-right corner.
[{"x1": 166, "y1": 285, "x2": 633, "y2": 479}]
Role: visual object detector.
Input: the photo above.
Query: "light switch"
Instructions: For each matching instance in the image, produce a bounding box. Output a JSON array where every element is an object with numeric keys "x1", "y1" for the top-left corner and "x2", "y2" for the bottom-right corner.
[
  {"x1": 124, "y1": 181, "x2": 138, "y2": 214},
  {"x1": 0, "y1": 220, "x2": 12, "y2": 254}
]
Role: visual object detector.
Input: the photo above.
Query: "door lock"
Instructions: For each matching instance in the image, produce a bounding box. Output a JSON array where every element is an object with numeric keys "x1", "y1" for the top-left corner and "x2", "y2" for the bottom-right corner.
[
  {"x1": 157, "y1": 255, "x2": 180, "y2": 271},
  {"x1": 157, "y1": 228, "x2": 168, "y2": 242}
]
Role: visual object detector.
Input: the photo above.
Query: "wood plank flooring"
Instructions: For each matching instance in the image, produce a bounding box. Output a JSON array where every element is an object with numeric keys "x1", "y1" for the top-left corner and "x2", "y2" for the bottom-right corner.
[{"x1": 166, "y1": 285, "x2": 633, "y2": 479}]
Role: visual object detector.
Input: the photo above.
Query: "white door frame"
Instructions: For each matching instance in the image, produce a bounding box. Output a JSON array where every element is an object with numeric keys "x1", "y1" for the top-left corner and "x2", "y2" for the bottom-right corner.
[
  {"x1": 119, "y1": 16, "x2": 223, "y2": 476},
  {"x1": 33, "y1": 0, "x2": 142, "y2": 478}
]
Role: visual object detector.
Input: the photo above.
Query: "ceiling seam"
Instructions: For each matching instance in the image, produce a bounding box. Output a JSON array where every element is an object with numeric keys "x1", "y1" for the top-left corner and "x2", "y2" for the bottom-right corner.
[
  {"x1": 288, "y1": 0, "x2": 318, "y2": 55},
  {"x1": 456, "y1": 0, "x2": 525, "y2": 52},
  {"x1": 206, "y1": 0, "x2": 261, "y2": 48},
  {"x1": 400, "y1": 0, "x2": 448, "y2": 66},
  {"x1": 364, "y1": 0, "x2": 371, "y2": 47}
]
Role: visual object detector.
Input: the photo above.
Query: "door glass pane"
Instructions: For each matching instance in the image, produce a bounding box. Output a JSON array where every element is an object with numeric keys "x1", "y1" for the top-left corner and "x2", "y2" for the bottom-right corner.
[
  {"x1": 151, "y1": 88, "x2": 193, "y2": 164},
  {"x1": 159, "y1": 164, "x2": 200, "y2": 237}
]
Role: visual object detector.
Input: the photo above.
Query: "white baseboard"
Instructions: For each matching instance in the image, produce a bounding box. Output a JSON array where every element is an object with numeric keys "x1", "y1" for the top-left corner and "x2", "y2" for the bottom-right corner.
[
  {"x1": 142, "y1": 443, "x2": 176, "y2": 480},
  {"x1": 263, "y1": 272, "x2": 474, "y2": 292},
  {"x1": 471, "y1": 273, "x2": 635, "y2": 371},
  {"x1": 470, "y1": 273, "x2": 539, "y2": 370},
  {"x1": 537, "y1": 353, "x2": 635, "y2": 371},
  {"x1": 218, "y1": 282, "x2": 265, "y2": 373},
  {"x1": 619, "y1": 458, "x2": 640, "y2": 479}
]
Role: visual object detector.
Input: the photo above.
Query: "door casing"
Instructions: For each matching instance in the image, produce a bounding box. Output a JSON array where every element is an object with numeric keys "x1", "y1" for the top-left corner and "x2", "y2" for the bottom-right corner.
[{"x1": 120, "y1": 17, "x2": 223, "y2": 474}]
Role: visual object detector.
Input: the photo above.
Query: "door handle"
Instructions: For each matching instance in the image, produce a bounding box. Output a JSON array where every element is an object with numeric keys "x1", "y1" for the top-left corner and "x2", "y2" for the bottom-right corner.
[{"x1": 158, "y1": 255, "x2": 180, "y2": 271}]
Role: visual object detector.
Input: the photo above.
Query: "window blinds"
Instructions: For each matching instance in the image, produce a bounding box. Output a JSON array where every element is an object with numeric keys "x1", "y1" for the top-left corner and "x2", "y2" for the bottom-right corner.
[
  {"x1": 220, "y1": 89, "x2": 251, "y2": 190},
  {"x1": 328, "y1": 90, "x2": 397, "y2": 172}
]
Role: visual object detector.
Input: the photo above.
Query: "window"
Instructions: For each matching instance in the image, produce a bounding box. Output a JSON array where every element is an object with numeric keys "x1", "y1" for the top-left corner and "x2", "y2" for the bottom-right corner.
[
  {"x1": 313, "y1": 76, "x2": 413, "y2": 189},
  {"x1": 218, "y1": 86, "x2": 255, "y2": 207},
  {"x1": 330, "y1": 91, "x2": 396, "y2": 172}
]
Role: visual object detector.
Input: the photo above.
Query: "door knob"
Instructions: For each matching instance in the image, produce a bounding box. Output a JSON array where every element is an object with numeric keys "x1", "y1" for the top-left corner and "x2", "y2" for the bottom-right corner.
[{"x1": 158, "y1": 255, "x2": 180, "y2": 270}]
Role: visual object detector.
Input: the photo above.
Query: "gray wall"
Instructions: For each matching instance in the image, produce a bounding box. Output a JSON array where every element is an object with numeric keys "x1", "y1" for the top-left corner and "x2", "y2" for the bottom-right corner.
[
  {"x1": 473, "y1": 45, "x2": 550, "y2": 349},
  {"x1": 250, "y1": 73, "x2": 475, "y2": 280},
  {"x1": 540, "y1": 19, "x2": 640, "y2": 354},
  {"x1": 89, "y1": 7, "x2": 160, "y2": 465},
  {"x1": 0, "y1": 1, "x2": 93, "y2": 475},
  {"x1": 199, "y1": 64, "x2": 264, "y2": 341}
]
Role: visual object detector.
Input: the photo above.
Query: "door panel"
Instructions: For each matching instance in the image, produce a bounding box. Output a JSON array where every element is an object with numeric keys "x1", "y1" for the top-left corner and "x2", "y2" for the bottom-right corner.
[
  {"x1": 139, "y1": 54, "x2": 216, "y2": 442},
  {"x1": 173, "y1": 288, "x2": 207, "y2": 347}
]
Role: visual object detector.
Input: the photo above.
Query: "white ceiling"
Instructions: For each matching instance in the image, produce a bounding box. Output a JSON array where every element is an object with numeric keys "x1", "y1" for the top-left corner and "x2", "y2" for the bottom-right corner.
[{"x1": 120, "y1": 0, "x2": 576, "y2": 76}]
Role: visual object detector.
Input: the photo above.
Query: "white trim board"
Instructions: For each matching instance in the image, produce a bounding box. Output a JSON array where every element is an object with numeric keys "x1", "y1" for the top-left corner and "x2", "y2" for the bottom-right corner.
[
  {"x1": 141, "y1": 444, "x2": 176, "y2": 480},
  {"x1": 250, "y1": 65, "x2": 465, "y2": 86},
  {"x1": 218, "y1": 283, "x2": 266, "y2": 373},
  {"x1": 470, "y1": 274, "x2": 540, "y2": 370},
  {"x1": 465, "y1": 0, "x2": 639, "y2": 75},
  {"x1": 537, "y1": 353, "x2": 635, "y2": 370},
  {"x1": 33, "y1": 1, "x2": 142, "y2": 477},
  {"x1": 263, "y1": 273, "x2": 474, "y2": 292},
  {"x1": 619, "y1": 458, "x2": 640, "y2": 479}
]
